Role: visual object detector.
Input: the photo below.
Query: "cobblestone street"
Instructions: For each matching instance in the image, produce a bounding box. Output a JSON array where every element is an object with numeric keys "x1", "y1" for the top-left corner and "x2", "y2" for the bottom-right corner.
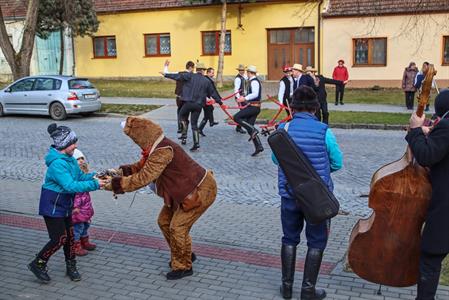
[{"x1": 1, "y1": 111, "x2": 448, "y2": 300}]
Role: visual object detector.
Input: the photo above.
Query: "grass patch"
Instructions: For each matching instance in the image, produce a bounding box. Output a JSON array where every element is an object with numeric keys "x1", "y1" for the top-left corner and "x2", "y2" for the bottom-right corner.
[
  {"x1": 258, "y1": 109, "x2": 411, "y2": 125},
  {"x1": 99, "y1": 104, "x2": 161, "y2": 115},
  {"x1": 91, "y1": 79, "x2": 233, "y2": 98},
  {"x1": 327, "y1": 88, "x2": 405, "y2": 105},
  {"x1": 442, "y1": 257, "x2": 449, "y2": 286}
]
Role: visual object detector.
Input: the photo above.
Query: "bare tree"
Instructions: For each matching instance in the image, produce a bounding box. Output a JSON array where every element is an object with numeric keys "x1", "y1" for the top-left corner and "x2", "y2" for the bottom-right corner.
[
  {"x1": 216, "y1": 0, "x2": 227, "y2": 88},
  {"x1": 0, "y1": 0, "x2": 40, "y2": 80}
]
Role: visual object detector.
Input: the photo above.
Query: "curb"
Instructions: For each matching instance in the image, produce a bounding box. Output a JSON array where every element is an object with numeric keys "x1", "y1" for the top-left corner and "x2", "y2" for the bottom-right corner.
[{"x1": 254, "y1": 119, "x2": 404, "y2": 130}]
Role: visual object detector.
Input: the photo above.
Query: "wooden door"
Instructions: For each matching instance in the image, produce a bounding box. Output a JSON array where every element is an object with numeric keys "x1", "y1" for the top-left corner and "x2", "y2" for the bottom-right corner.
[{"x1": 267, "y1": 28, "x2": 315, "y2": 80}]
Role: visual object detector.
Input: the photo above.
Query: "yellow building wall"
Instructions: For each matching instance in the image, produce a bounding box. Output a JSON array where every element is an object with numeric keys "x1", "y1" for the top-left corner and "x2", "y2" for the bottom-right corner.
[
  {"x1": 322, "y1": 14, "x2": 449, "y2": 87},
  {"x1": 74, "y1": 2, "x2": 319, "y2": 79}
]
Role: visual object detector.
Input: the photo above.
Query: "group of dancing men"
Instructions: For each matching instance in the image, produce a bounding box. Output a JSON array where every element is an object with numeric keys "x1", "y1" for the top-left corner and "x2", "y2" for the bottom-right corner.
[{"x1": 161, "y1": 61, "x2": 345, "y2": 156}]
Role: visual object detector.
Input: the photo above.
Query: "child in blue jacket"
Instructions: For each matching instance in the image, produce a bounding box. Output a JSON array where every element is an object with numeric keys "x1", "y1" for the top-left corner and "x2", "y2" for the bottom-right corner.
[{"x1": 28, "y1": 123, "x2": 106, "y2": 283}]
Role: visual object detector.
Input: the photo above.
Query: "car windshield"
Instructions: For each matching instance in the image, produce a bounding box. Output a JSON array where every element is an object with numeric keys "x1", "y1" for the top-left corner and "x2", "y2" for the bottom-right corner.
[{"x1": 68, "y1": 79, "x2": 94, "y2": 89}]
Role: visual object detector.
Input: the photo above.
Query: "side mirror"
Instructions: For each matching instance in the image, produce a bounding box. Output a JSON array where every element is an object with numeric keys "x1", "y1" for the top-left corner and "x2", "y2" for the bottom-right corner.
[{"x1": 4, "y1": 88, "x2": 11, "y2": 93}]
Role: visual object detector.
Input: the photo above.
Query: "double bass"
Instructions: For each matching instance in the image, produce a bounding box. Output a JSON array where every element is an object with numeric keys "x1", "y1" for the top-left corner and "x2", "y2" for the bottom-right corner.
[{"x1": 347, "y1": 65, "x2": 437, "y2": 287}]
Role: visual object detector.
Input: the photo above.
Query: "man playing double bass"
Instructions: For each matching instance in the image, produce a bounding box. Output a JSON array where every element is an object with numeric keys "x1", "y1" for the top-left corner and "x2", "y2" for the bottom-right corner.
[{"x1": 406, "y1": 89, "x2": 449, "y2": 300}]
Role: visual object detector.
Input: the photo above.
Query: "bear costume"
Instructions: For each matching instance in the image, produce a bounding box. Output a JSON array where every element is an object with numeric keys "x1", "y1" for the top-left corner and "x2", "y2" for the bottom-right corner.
[{"x1": 105, "y1": 116, "x2": 217, "y2": 280}]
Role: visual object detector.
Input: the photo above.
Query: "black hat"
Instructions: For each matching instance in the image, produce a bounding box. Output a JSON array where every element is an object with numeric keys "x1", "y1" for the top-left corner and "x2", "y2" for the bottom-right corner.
[
  {"x1": 435, "y1": 89, "x2": 449, "y2": 118},
  {"x1": 290, "y1": 85, "x2": 319, "y2": 110},
  {"x1": 47, "y1": 123, "x2": 78, "y2": 150}
]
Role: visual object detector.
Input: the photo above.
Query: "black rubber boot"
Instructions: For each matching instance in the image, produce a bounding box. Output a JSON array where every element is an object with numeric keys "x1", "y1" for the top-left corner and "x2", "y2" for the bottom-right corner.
[
  {"x1": 416, "y1": 271, "x2": 441, "y2": 300},
  {"x1": 235, "y1": 125, "x2": 246, "y2": 134},
  {"x1": 66, "y1": 259, "x2": 81, "y2": 282},
  {"x1": 179, "y1": 121, "x2": 188, "y2": 145},
  {"x1": 280, "y1": 244, "x2": 296, "y2": 299},
  {"x1": 416, "y1": 253, "x2": 442, "y2": 300},
  {"x1": 28, "y1": 256, "x2": 51, "y2": 283},
  {"x1": 300, "y1": 248, "x2": 326, "y2": 300},
  {"x1": 190, "y1": 130, "x2": 200, "y2": 152},
  {"x1": 251, "y1": 135, "x2": 264, "y2": 157},
  {"x1": 198, "y1": 120, "x2": 207, "y2": 137},
  {"x1": 210, "y1": 121, "x2": 219, "y2": 127},
  {"x1": 241, "y1": 121, "x2": 259, "y2": 142},
  {"x1": 177, "y1": 120, "x2": 182, "y2": 134}
]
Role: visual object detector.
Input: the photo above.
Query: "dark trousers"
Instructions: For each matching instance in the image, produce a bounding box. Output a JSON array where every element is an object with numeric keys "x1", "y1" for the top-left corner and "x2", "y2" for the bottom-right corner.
[
  {"x1": 37, "y1": 216, "x2": 75, "y2": 261},
  {"x1": 233, "y1": 105, "x2": 260, "y2": 136},
  {"x1": 201, "y1": 105, "x2": 215, "y2": 125},
  {"x1": 281, "y1": 197, "x2": 329, "y2": 250},
  {"x1": 335, "y1": 84, "x2": 345, "y2": 104},
  {"x1": 179, "y1": 102, "x2": 202, "y2": 131},
  {"x1": 405, "y1": 91, "x2": 415, "y2": 109},
  {"x1": 315, "y1": 101, "x2": 329, "y2": 124},
  {"x1": 416, "y1": 251, "x2": 448, "y2": 300}
]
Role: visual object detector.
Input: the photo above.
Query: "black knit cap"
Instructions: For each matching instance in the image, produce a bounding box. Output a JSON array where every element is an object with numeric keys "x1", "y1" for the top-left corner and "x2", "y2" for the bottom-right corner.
[
  {"x1": 435, "y1": 89, "x2": 449, "y2": 118},
  {"x1": 290, "y1": 85, "x2": 319, "y2": 110},
  {"x1": 47, "y1": 123, "x2": 78, "y2": 150}
]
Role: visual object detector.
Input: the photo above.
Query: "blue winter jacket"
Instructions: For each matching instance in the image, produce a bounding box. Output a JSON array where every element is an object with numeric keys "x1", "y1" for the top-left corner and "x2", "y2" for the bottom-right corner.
[
  {"x1": 273, "y1": 112, "x2": 343, "y2": 198},
  {"x1": 39, "y1": 147, "x2": 99, "y2": 217}
]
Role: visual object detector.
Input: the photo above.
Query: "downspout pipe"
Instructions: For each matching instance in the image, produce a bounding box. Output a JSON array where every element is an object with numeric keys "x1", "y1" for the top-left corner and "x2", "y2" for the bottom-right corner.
[{"x1": 317, "y1": 0, "x2": 323, "y2": 74}]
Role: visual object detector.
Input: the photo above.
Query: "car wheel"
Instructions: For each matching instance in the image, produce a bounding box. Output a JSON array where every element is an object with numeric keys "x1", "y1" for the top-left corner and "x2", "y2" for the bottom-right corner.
[
  {"x1": 49, "y1": 102, "x2": 67, "y2": 120},
  {"x1": 0, "y1": 103, "x2": 4, "y2": 117}
]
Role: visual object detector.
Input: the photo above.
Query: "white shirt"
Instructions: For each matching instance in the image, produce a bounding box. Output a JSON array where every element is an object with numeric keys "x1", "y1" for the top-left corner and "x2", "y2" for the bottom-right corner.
[
  {"x1": 234, "y1": 74, "x2": 247, "y2": 98},
  {"x1": 245, "y1": 76, "x2": 261, "y2": 101},
  {"x1": 278, "y1": 76, "x2": 294, "y2": 101}
]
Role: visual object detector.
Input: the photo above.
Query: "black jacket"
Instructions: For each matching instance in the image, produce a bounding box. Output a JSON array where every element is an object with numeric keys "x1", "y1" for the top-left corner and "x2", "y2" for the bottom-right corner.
[
  {"x1": 406, "y1": 119, "x2": 449, "y2": 254},
  {"x1": 165, "y1": 72, "x2": 222, "y2": 106},
  {"x1": 316, "y1": 75, "x2": 343, "y2": 103},
  {"x1": 293, "y1": 74, "x2": 316, "y2": 91},
  {"x1": 174, "y1": 71, "x2": 189, "y2": 96}
]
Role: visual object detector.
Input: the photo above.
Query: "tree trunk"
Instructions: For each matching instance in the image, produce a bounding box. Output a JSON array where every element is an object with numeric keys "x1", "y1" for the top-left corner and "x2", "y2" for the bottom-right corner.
[
  {"x1": 59, "y1": 28, "x2": 65, "y2": 75},
  {"x1": 0, "y1": 0, "x2": 40, "y2": 80},
  {"x1": 216, "y1": 0, "x2": 227, "y2": 88}
]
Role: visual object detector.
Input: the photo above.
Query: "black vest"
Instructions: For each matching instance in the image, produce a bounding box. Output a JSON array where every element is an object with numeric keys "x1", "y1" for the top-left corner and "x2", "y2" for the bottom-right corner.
[
  {"x1": 235, "y1": 74, "x2": 246, "y2": 96},
  {"x1": 247, "y1": 77, "x2": 262, "y2": 102},
  {"x1": 280, "y1": 76, "x2": 291, "y2": 101}
]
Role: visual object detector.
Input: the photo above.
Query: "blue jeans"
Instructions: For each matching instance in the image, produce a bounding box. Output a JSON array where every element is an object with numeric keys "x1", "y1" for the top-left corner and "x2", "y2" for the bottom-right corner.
[
  {"x1": 73, "y1": 222, "x2": 90, "y2": 241},
  {"x1": 281, "y1": 197, "x2": 330, "y2": 250}
]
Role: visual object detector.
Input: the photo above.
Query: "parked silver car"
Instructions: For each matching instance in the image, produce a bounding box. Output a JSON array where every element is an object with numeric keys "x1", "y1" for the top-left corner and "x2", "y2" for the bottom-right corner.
[{"x1": 0, "y1": 75, "x2": 101, "y2": 120}]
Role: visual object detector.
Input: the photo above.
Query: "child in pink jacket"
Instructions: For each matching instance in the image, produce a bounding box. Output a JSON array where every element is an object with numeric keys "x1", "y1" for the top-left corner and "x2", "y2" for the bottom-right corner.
[{"x1": 72, "y1": 149, "x2": 96, "y2": 256}]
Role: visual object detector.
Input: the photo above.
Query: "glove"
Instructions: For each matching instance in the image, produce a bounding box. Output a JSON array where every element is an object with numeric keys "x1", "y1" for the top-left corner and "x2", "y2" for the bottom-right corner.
[
  {"x1": 103, "y1": 180, "x2": 112, "y2": 191},
  {"x1": 97, "y1": 168, "x2": 122, "y2": 179}
]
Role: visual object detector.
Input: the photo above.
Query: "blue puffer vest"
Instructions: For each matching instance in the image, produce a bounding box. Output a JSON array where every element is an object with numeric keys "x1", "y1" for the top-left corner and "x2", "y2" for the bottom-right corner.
[{"x1": 278, "y1": 112, "x2": 333, "y2": 198}]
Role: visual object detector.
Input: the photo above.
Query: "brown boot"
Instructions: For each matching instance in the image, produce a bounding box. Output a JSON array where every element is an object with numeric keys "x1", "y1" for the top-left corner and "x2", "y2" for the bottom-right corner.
[
  {"x1": 74, "y1": 241, "x2": 88, "y2": 256},
  {"x1": 80, "y1": 236, "x2": 96, "y2": 251}
]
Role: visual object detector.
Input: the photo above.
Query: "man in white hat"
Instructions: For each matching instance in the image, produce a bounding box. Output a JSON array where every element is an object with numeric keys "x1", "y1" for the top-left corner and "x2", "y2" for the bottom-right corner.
[
  {"x1": 292, "y1": 63, "x2": 316, "y2": 91},
  {"x1": 234, "y1": 65, "x2": 264, "y2": 157},
  {"x1": 233, "y1": 64, "x2": 248, "y2": 134}
]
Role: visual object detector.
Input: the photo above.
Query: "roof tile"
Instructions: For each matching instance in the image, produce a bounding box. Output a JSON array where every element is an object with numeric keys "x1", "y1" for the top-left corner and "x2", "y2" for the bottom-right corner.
[{"x1": 324, "y1": 0, "x2": 449, "y2": 17}]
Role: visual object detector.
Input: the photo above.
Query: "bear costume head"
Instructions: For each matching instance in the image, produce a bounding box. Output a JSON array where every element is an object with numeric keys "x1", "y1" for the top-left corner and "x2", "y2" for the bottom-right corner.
[{"x1": 122, "y1": 116, "x2": 164, "y2": 150}]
